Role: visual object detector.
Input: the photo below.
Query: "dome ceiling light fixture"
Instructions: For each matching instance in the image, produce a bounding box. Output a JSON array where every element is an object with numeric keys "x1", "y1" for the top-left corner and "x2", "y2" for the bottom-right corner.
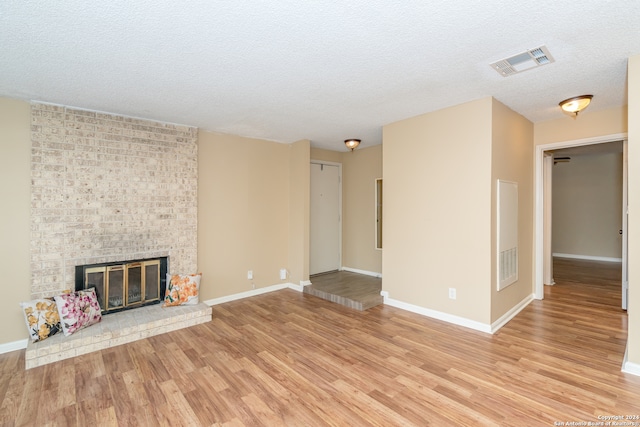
[
  {"x1": 344, "y1": 139, "x2": 361, "y2": 151},
  {"x1": 559, "y1": 95, "x2": 593, "y2": 118}
]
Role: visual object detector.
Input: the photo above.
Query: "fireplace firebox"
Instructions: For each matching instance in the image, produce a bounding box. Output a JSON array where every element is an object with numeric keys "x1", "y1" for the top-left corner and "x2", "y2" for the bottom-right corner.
[{"x1": 75, "y1": 257, "x2": 168, "y2": 315}]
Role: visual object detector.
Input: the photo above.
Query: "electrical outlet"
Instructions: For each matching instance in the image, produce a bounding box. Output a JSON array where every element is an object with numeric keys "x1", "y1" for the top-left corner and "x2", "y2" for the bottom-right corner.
[
  {"x1": 247, "y1": 270, "x2": 253, "y2": 280},
  {"x1": 280, "y1": 268, "x2": 287, "y2": 280},
  {"x1": 449, "y1": 288, "x2": 456, "y2": 300}
]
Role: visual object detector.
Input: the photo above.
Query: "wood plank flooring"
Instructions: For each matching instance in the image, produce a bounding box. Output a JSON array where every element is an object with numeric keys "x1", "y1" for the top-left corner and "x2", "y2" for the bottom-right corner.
[
  {"x1": 1, "y1": 258, "x2": 639, "y2": 426},
  {"x1": 305, "y1": 271, "x2": 383, "y2": 310}
]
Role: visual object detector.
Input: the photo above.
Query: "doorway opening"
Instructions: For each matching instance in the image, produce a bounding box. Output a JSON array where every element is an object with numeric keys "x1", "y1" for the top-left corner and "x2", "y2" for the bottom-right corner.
[{"x1": 534, "y1": 133, "x2": 628, "y2": 309}]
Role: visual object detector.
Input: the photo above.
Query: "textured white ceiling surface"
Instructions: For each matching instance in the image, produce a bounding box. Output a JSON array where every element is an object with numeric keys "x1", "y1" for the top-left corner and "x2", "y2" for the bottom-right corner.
[{"x1": 1, "y1": 1, "x2": 638, "y2": 151}]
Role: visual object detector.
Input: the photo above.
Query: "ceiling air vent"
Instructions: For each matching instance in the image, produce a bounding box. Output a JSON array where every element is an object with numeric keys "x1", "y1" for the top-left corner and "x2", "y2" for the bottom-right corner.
[{"x1": 490, "y1": 45, "x2": 555, "y2": 77}]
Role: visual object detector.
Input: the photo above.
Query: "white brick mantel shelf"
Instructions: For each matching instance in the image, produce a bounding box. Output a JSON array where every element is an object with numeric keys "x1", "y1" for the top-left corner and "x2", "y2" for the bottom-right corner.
[{"x1": 25, "y1": 303, "x2": 211, "y2": 369}]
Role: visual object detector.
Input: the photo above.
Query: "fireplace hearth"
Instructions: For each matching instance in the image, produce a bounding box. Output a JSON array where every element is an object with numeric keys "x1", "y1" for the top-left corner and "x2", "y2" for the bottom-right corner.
[{"x1": 75, "y1": 257, "x2": 168, "y2": 315}]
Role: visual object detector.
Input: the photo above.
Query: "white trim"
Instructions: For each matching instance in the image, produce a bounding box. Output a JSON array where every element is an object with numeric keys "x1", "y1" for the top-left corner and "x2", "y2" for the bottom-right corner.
[
  {"x1": 490, "y1": 294, "x2": 535, "y2": 333},
  {"x1": 543, "y1": 155, "x2": 554, "y2": 285},
  {"x1": 375, "y1": 177, "x2": 383, "y2": 251},
  {"x1": 534, "y1": 133, "x2": 628, "y2": 300},
  {"x1": 300, "y1": 280, "x2": 312, "y2": 287},
  {"x1": 552, "y1": 253, "x2": 622, "y2": 263},
  {"x1": 622, "y1": 362, "x2": 640, "y2": 376},
  {"x1": 203, "y1": 282, "x2": 303, "y2": 306},
  {"x1": 0, "y1": 339, "x2": 28, "y2": 354},
  {"x1": 622, "y1": 347, "x2": 640, "y2": 377},
  {"x1": 310, "y1": 160, "x2": 342, "y2": 166},
  {"x1": 287, "y1": 282, "x2": 306, "y2": 292},
  {"x1": 380, "y1": 291, "x2": 492, "y2": 334},
  {"x1": 622, "y1": 139, "x2": 629, "y2": 310},
  {"x1": 341, "y1": 266, "x2": 382, "y2": 278}
]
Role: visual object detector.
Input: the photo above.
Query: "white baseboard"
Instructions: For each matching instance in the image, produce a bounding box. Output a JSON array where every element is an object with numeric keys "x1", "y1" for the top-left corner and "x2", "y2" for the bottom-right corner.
[
  {"x1": 490, "y1": 294, "x2": 534, "y2": 333},
  {"x1": 0, "y1": 339, "x2": 28, "y2": 355},
  {"x1": 341, "y1": 267, "x2": 382, "y2": 278},
  {"x1": 622, "y1": 347, "x2": 640, "y2": 377},
  {"x1": 288, "y1": 281, "x2": 306, "y2": 292},
  {"x1": 203, "y1": 282, "x2": 302, "y2": 306},
  {"x1": 300, "y1": 280, "x2": 312, "y2": 287},
  {"x1": 553, "y1": 253, "x2": 622, "y2": 263},
  {"x1": 380, "y1": 291, "x2": 492, "y2": 334}
]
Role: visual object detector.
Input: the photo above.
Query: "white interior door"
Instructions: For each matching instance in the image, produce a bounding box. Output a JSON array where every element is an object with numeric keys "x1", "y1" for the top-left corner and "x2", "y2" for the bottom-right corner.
[
  {"x1": 622, "y1": 139, "x2": 629, "y2": 310},
  {"x1": 310, "y1": 162, "x2": 341, "y2": 275}
]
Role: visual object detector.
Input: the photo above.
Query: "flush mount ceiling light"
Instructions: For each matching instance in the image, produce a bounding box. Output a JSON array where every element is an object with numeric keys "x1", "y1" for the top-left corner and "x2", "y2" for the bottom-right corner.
[
  {"x1": 559, "y1": 95, "x2": 593, "y2": 117},
  {"x1": 344, "y1": 139, "x2": 361, "y2": 151}
]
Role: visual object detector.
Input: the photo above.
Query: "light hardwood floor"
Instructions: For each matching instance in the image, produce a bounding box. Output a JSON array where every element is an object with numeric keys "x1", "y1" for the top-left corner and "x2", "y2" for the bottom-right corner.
[{"x1": 1, "y1": 258, "x2": 639, "y2": 426}]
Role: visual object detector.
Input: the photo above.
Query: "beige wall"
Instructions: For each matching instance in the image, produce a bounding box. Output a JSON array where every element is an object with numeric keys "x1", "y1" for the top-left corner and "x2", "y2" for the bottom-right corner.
[
  {"x1": 0, "y1": 102, "x2": 307, "y2": 348},
  {"x1": 197, "y1": 131, "x2": 291, "y2": 300},
  {"x1": 627, "y1": 55, "x2": 640, "y2": 365},
  {"x1": 383, "y1": 97, "x2": 493, "y2": 324},
  {"x1": 490, "y1": 99, "x2": 534, "y2": 322},
  {"x1": 288, "y1": 140, "x2": 311, "y2": 284},
  {"x1": 552, "y1": 153, "x2": 623, "y2": 259},
  {"x1": 310, "y1": 146, "x2": 383, "y2": 275},
  {"x1": 534, "y1": 105, "x2": 628, "y2": 146},
  {"x1": 0, "y1": 97, "x2": 32, "y2": 344},
  {"x1": 342, "y1": 145, "x2": 382, "y2": 274},
  {"x1": 310, "y1": 147, "x2": 343, "y2": 164}
]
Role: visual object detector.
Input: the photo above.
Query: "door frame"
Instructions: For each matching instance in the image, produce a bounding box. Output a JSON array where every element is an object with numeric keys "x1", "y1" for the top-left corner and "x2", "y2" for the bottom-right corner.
[
  {"x1": 534, "y1": 132, "x2": 628, "y2": 300},
  {"x1": 310, "y1": 160, "x2": 343, "y2": 274},
  {"x1": 622, "y1": 139, "x2": 629, "y2": 309}
]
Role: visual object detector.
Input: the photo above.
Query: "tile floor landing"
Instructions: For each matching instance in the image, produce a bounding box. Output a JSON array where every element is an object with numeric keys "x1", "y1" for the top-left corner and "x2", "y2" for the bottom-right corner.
[{"x1": 304, "y1": 270, "x2": 383, "y2": 310}]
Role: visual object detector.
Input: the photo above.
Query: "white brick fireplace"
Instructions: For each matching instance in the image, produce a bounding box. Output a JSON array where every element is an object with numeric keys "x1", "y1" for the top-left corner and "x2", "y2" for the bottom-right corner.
[
  {"x1": 26, "y1": 103, "x2": 209, "y2": 368},
  {"x1": 30, "y1": 102, "x2": 198, "y2": 298}
]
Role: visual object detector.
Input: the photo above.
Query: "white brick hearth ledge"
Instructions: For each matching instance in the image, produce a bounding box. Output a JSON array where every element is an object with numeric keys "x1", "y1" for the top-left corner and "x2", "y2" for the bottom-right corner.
[{"x1": 25, "y1": 303, "x2": 212, "y2": 369}]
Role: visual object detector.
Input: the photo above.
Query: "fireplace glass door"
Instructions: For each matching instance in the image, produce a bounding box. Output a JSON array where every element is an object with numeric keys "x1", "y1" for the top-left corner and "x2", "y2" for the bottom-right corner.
[
  {"x1": 126, "y1": 263, "x2": 142, "y2": 305},
  {"x1": 144, "y1": 260, "x2": 160, "y2": 301},
  {"x1": 85, "y1": 267, "x2": 106, "y2": 311},
  {"x1": 79, "y1": 258, "x2": 164, "y2": 314},
  {"x1": 107, "y1": 266, "x2": 125, "y2": 310}
]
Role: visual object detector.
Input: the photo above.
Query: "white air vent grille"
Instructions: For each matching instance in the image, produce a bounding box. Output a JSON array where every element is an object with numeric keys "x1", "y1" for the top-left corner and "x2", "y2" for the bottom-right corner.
[{"x1": 490, "y1": 45, "x2": 555, "y2": 77}]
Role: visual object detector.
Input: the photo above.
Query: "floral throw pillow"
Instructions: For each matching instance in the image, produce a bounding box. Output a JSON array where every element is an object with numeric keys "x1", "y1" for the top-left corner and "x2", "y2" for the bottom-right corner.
[
  {"x1": 20, "y1": 299, "x2": 61, "y2": 342},
  {"x1": 163, "y1": 273, "x2": 201, "y2": 307},
  {"x1": 53, "y1": 288, "x2": 102, "y2": 336}
]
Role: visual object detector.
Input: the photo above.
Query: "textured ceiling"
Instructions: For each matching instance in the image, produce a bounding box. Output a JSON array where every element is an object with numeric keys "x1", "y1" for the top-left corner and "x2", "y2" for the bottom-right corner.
[{"x1": 1, "y1": 1, "x2": 638, "y2": 151}]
